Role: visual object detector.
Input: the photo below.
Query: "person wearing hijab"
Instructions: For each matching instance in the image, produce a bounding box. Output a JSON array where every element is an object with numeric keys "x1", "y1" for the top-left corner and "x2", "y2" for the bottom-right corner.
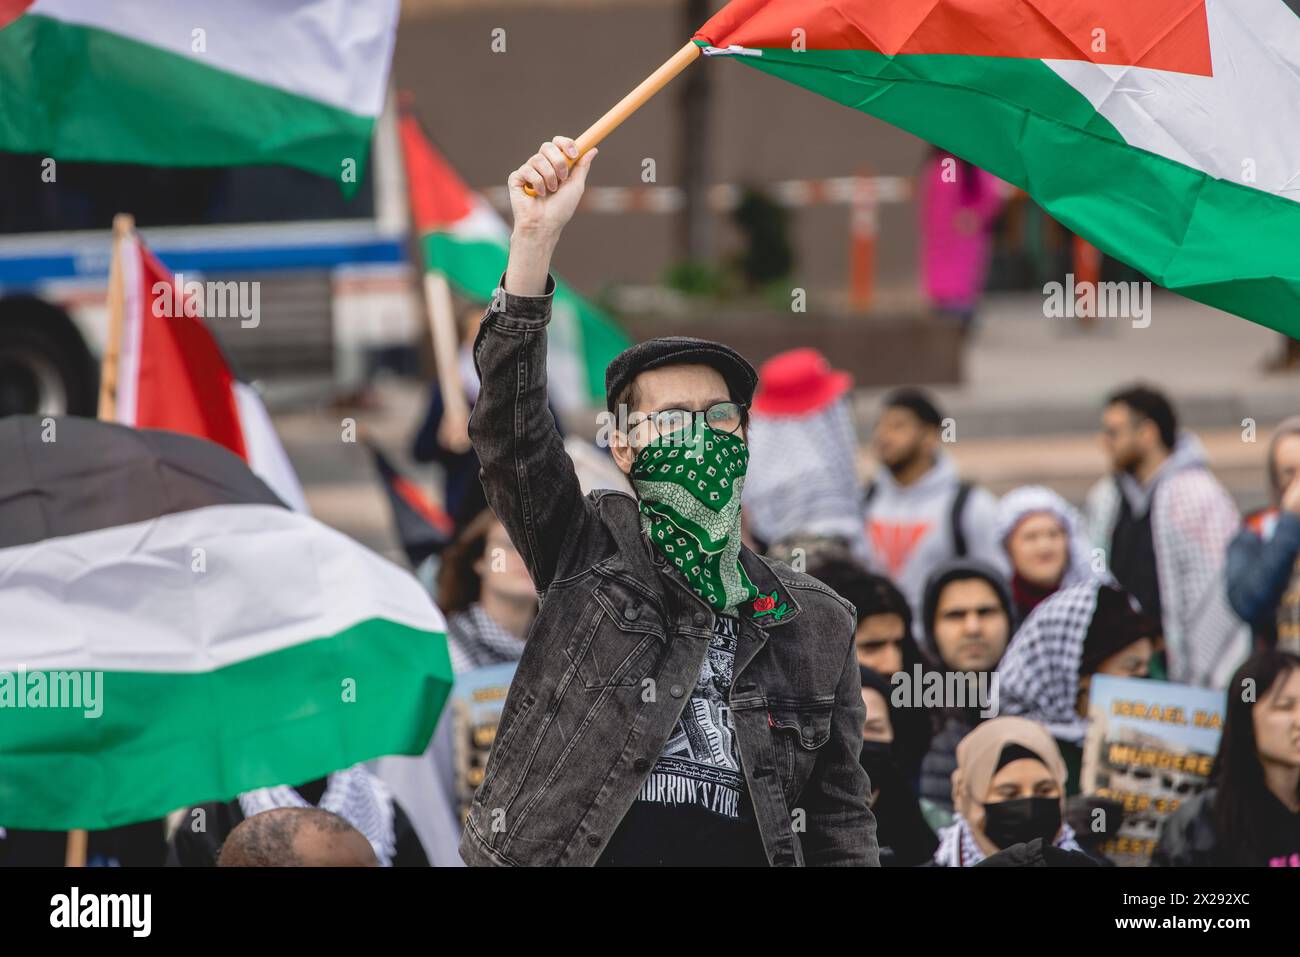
[
  {"x1": 859, "y1": 666, "x2": 939, "y2": 866},
  {"x1": 1227, "y1": 416, "x2": 1300, "y2": 654},
  {"x1": 932, "y1": 716, "x2": 1082, "y2": 866},
  {"x1": 1153, "y1": 649, "x2": 1300, "y2": 867},
  {"x1": 917, "y1": 559, "x2": 1014, "y2": 812},
  {"x1": 995, "y1": 485, "x2": 1097, "y2": 622},
  {"x1": 996, "y1": 581, "x2": 1160, "y2": 794}
]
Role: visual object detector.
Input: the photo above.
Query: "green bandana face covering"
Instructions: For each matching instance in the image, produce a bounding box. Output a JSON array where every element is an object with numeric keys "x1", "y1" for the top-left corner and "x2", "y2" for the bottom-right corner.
[{"x1": 630, "y1": 419, "x2": 759, "y2": 615}]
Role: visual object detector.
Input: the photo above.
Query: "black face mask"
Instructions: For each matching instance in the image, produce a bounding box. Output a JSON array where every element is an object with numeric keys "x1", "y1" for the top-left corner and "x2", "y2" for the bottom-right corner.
[
  {"x1": 858, "y1": 740, "x2": 895, "y2": 790},
  {"x1": 981, "y1": 796, "x2": 1061, "y2": 850}
]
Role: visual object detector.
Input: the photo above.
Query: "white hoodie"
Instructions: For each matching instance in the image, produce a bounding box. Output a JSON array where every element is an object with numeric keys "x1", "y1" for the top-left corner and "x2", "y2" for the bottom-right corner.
[{"x1": 864, "y1": 452, "x2": 1001, "y2": 642}]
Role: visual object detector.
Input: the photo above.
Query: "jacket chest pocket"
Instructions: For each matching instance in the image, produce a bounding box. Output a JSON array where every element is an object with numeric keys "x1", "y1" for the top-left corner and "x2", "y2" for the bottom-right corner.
[
  {"x1": 564, "y1": 584, "x2": 665, "y2": 690},
  {"x1": 769, "y1": 697, "x2": 835, "y2": 802}
]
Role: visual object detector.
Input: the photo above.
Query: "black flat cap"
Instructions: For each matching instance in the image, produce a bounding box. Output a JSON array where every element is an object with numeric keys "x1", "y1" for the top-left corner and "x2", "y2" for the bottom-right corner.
[{"x1": 605, "y1": 336, "x2": 758, "y2": 413}]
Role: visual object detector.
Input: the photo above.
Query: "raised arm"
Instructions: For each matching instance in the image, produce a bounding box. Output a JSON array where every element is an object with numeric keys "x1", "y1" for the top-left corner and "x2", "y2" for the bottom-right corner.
[{"x1": 467, "y1": 138, "x2": 606, "y2": 592}]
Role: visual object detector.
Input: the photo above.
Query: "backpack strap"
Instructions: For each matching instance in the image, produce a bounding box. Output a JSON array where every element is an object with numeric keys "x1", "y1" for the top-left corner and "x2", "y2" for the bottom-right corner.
[{"x1": 951, "y1": 480, "x2": 974, "y2": 558}]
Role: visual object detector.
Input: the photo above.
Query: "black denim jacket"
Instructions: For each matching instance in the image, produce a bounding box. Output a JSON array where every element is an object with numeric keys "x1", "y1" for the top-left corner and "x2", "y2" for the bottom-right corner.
[{"x1": 459, "y1": 273, "x2": 878, "y2": 867}]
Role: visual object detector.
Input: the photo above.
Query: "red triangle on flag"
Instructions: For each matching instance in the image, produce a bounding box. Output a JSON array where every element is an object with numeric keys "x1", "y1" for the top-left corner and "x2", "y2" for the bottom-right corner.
[
  {"x1": 0, "y1": 1, "x2": 35, "y2": 30},
  {"x1": 128, "y1": 243, "x2": 248, "y2": 460},
  {"x1": 398, "y1": 105, "x2": 473, "y2": 234}
]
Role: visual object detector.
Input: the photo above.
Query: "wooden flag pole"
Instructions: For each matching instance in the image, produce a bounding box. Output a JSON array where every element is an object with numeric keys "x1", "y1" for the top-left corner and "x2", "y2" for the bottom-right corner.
[
  {"x1": 73, "y1": 211, "x2": 134, "y2": 866},
  {"x1": 64, "y1": 828, "x2": 88, "y2": 868},
  {"x1": 96, "y1": 213, "x2": 135, "y2": 422},
  {"x1": 423, "y1": 270, "x2": 473, "y2": 452},
  {"x1": 522, "y1": 41, "x2": 702, "y2": 196}
]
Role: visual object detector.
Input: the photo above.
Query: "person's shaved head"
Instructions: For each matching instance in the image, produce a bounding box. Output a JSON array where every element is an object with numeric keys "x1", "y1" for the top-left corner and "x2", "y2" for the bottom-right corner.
[{"x1": 218, "y1": 807, "x2": 379, "y2": 867}]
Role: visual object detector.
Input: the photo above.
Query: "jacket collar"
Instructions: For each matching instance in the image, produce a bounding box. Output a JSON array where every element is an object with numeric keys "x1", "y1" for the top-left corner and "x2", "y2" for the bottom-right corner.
[
  {"x1": 643, "y1": 535, "x2": 802, "y2": 629},
  {"x1": 592, "y1": 489, "x2": 802, "y2": 629},
  {"x1": 738, "y1": 545, "x2": 802, "y2": 629}
]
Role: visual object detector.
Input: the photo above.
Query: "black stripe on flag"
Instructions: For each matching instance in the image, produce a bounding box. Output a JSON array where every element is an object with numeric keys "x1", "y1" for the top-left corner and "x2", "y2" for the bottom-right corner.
[{"x1": 0, "y1": 415, "x2": 284, "y2": 549}]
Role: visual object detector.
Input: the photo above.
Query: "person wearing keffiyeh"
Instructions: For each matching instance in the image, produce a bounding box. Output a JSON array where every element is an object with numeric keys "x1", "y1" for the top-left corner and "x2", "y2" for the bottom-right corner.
[
  {"x1": 374, "y1": 506, "x2": 537, "y2": 866},
  {"x1": 435, "y1": 508, "x2": 536, "y2": 673},
  {"x1": 167, "y1": 764, "x2": 429, "y2": 867},
  {"x1": 931, "y1": 716, "x2": 1083, "y2": 867},
  {"x1": 995, "y1": 484, "x2": 1098, "y2": 622},
  {"x1": 744, "y1": 348, "x2": 870, "y2": 564},
  {"x1": 996, "y1": 580, "x2": 1159, "y2": 794},
  {"x1": 1086, "y1": 385, "x2": 1250, "y2": 687}
]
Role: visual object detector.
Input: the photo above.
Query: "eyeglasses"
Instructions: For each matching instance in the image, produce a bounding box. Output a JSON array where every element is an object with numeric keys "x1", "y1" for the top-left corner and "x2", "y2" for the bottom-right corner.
[{"x1": 628, "y1": 401, "x2": 745, "y2": 438}]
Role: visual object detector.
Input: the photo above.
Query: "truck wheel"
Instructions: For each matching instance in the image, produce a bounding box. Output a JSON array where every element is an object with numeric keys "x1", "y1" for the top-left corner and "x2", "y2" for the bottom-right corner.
[{"x1": 0, "y1": 299, "x2": 98, "y2": 418}]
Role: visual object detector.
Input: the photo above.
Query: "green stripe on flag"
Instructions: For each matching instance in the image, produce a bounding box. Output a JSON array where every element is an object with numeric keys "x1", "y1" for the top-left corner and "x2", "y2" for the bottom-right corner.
[
  {"x1": 0, "y1": 15, "x2": 374, "y2": 185},
  {"x1": 421, "y1": 233, "x2": 632, "y2": 406},
  {"x1": 0, "y1": 618, "x2": 452, "y2": 830},
  {"x1": 713, "y1": 44, "x2": 1300, "y2": 336}
]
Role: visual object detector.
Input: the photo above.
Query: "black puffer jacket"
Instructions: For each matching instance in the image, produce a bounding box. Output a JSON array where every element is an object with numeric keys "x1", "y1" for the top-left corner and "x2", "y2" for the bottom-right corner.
[
  {"x1": 919, "y1": 714, "x2": 974, "y2": 811},
  {"x1": 1151, "y1": 788, "x2": 1220, "y2": 867},
  {"x1": 1153, "y1": 786, "x2": 1300, "y2": 867}
]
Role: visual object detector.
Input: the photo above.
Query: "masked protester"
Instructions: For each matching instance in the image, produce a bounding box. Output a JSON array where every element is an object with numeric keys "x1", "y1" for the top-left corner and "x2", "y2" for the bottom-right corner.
[
  {"x1": 997, "y1": 581, "x2": 1159, "y2": 794},
  {"x1": 1227, "y1": 417, "x2": 1300, "y2": 654},
  {"x1": 860, "y1": 666, "x2": 939, "y2": 866},
  {"x1": 1153, "y1": 650, "x2": 1300, "y2": 867},
  {"x1": 917, "y1": 559, "x2": 1014, "y2": 813},
  {"x1": 932, "y1": 716, "x2": 1081, "y2": 866},
  {"x1": 810, "y1": 558, "x2": 934, "y2": 789},
  {"x1": 457, "y1": 136, "x2": 876, "y2": 868},
  {"x1": 995, "y1": 485, "x2": 1097, "y2": 621}
]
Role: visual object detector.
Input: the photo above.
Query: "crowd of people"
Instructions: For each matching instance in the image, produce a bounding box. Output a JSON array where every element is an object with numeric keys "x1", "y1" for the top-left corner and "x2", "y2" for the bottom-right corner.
[
  {"x1": 399, "y1": 137, "x2": 1298, "y2": 868},
  {"x1": 6, "y1": 137, "x2": 1297, "y2": 871}
]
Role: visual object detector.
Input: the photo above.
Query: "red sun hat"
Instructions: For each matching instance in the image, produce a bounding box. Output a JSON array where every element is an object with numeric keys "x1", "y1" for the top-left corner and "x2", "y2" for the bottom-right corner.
[{"x1": 751, "y1": 348, "x2": 852, "y2": 416}]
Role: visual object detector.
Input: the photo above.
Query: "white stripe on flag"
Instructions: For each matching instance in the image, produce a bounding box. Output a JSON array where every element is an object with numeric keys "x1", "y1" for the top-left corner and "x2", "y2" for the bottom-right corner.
[
  {"x1": 114, "y1": 233, "x2": 143, "y2": 427},
  {"x1": 0, "y1": 503, "x2": 444, "y2": 672},
  {"x1": 1045, "y1": 0, "x2": 1300, "y2": 201},
  {"x1": 30, "y1": 0, "x2": 399, "y2": 118},
  {"x1": 233, "y1": 381, "x2": 310, "y2": 513}
]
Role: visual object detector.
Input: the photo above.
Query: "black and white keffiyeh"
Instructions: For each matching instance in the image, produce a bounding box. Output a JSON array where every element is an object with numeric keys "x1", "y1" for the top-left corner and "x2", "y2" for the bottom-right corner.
[
  {"x1": 1084, "y1": 433, "x2": 1249, "y2": 687},
  {"x1": 446, "y1": 602, "x2": 527, "y2": 675},
  {"x1": 994, "y1": 581, "x2": 1102, "y2": 743},
  {"x1": 238, "y1": 764, "x2": 398, "y2": 866},
  {"x1": 932, "y1": 814, "x2": 1082, "y2": 867},
  {"x1": 743, "y1": 398, "x2": 870, "y2": 563}
]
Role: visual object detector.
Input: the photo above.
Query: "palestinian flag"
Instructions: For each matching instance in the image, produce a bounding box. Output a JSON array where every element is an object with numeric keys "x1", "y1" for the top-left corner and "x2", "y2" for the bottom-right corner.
[
  {"x1": 107, "y1": 228, "x2": 308, "y2": 513},
  {"x1": 694, "y1": 0, "x2": 1300, "y2": 336},
  {"x1": 367, "y1": 441, "x2": 454, "y2": 568},
  {"x1": 0, "y1": 415, "x2": 452, "y2": 831},
  {"x1": 0, "y1": 0, "x2": 398, "y2": 185},
  {"x1": 400, "y1": 108, "x2": 633, "y2": 413}
]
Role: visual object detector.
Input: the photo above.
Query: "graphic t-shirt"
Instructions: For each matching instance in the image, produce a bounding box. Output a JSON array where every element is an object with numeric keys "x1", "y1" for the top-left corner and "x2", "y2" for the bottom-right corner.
[{"x1": 596, "y1": 615, "x2": 769, "y2": 866}]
